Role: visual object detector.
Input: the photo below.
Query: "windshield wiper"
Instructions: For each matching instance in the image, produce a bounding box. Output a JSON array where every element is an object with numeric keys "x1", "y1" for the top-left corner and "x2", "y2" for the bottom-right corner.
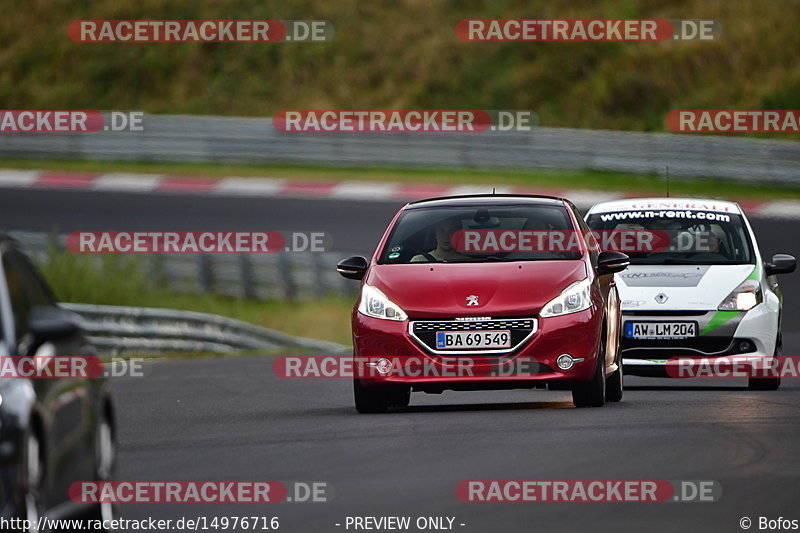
[
  {"x1": 633, "y1": 258, "x2": 747, "y2": 266},
  {"x1": 659, "y1": 258, "x2": 700, "y2": 264}
]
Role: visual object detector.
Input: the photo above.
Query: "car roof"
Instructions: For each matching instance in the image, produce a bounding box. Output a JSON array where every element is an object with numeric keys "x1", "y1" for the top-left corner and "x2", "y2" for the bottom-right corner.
[
  {"x1": 585, "y1": 197, "x2": 743, "y2": 215},
  {"x1": 405, "y1": 194, "x2": 569, "y2": 209}
]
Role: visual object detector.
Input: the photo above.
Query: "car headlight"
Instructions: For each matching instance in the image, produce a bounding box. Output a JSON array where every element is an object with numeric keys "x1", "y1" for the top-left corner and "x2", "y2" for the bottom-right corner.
[
  {"x1": 358, "y1": 284, "x2": 408, "y2": 321},
  {"x1": 718, "y1": 279, "x2": 762, "y2": 311},
  {"x1": 540, "y1": 278, "x2": 593, "y2": 317}
]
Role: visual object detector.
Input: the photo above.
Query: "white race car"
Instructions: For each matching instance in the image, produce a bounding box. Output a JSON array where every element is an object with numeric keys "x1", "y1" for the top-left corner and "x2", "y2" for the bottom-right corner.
[{"x1": 586, "y1": 198, "x2": 795, "y2": 389}]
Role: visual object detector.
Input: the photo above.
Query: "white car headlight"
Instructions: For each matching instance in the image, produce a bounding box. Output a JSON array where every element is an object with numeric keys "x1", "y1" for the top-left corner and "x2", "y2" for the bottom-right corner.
[
  {"x1": 358, "y1": 284, "x2": 408, "y2": 321},
  {"x1": 540, "y1": 278, "x2": 592, "y2": 317},
  {"x1": 718, "y1": 279, "x2": 762, "y2": 311}
]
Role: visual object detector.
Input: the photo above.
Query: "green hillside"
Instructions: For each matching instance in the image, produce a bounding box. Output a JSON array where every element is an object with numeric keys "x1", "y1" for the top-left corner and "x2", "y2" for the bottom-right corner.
[{"x1": 2, "y1": 0, "x2": 799, "y2": 132}]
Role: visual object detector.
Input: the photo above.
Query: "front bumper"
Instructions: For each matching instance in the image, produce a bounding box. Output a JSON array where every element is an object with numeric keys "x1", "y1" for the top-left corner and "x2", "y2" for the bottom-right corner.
[
  {"x1": 620, "y1": 305, "x2": 778, "y2": 376},
  {"x1": 352, "y1": 306, "x2": 603, "y2": 390}
]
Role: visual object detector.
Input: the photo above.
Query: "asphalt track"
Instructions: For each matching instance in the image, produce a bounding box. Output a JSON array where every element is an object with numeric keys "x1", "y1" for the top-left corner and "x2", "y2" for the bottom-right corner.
[
  {"x1": 111, "y1": 357, "x2": 800, "y2": 533},
  {"x1": 1, "y1": 187, "x2": 799, "y2": 532}
]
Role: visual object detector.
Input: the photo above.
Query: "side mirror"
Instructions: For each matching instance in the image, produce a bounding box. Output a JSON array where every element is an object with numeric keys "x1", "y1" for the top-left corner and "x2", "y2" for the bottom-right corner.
[
  {"x1": 597, "y1": 251, "x2": 630, "y2": 276},
  {"x1": 764, "y1": 254, "x2": 796, "y2": 276},
  {"x1": 337, "y1": 256, "x2": 368, "y2": 280},
  {"x1": 28, "y1": 306, "x2": 80, "y2": 344}
]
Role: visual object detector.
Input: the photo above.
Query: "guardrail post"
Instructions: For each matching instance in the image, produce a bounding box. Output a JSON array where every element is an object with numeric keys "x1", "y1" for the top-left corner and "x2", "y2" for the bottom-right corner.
[
  {"x1": 44, "y1": 232, "x2": 59, "y2": 265},
  {"x1": 311, "y1": 253, "x2": 326, "y2": 297},
  {"x1": 197, "y1": 254, "x2": 213, "y2": 293},
  {"x1": 148, "y1": 255, "x2": 167, "y2": 288},
  {"x1": 238, "y1": 254, "x2": 255, "y2": 299},
  {"x1": 278, "y1": 251, "x2": 296, "y2": 300}
]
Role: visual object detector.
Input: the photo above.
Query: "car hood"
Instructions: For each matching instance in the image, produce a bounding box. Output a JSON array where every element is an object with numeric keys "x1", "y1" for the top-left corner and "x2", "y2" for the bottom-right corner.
[
  {"x1": 616, "y1": 264, "x2": 756, "y2": 311},
  {"x1": 366, "y1": 261, "x2": 587, "y2": 318}
]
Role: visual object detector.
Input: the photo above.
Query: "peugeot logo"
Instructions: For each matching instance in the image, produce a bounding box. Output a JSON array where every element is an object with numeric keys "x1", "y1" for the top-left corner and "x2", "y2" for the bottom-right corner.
[
  {"x1": 466, "y1": 295, "x2": 480, "y2": 306},
  {"x1": 655, "y1": 293, "x2": 669, "y2": 304}
]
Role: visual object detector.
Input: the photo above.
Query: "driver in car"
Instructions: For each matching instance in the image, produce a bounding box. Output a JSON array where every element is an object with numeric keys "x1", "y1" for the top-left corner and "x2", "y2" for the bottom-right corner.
[{"x1": 411, "y1": 217, "x2": 470, "y2": 262}]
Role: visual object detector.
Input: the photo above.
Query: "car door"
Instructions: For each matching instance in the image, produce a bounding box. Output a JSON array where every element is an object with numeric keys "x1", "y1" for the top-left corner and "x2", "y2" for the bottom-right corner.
[{"x1": 1, "y1": 246, "x2": 93, "y2": 508}]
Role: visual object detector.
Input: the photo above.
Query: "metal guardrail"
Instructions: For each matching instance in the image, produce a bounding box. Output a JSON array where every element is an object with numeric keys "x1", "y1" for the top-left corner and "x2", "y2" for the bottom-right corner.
[
  {"x1": 11, "y1": 231, "x2": 362, "y2": 301},
  {"x1": 13, "y1": 230, "x2": 355, "y2": 354},
  {"x1": 0, "y1": 114, "x2": 797, "y2": 184},
  {"x1": 6, "y1": 232, "x2": 353, "y2": 355},
  {"x1": 61, "y1": 302, "x2": 349, "y2": 355}
]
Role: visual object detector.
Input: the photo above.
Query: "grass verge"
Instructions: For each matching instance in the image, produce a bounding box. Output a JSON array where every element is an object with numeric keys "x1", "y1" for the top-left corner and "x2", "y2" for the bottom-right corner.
[{"x1": 37, "y1": 248, "x2": 355, "y2": 346}]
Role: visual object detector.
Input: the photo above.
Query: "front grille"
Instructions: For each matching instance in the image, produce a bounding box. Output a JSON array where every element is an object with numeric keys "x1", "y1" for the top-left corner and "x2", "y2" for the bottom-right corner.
[
  {"x1": 621, "y1": 337, "x2": 755, "y2": 357},
  {"x1": 409, "y1": 318, "x2": 537, "y2": 355},
  {"x1": 413, "y1": 319, "x2": 534, "y2": 331}
]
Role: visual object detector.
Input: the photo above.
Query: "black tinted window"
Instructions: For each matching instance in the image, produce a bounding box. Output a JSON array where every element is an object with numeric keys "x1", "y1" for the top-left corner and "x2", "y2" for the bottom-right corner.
[
  {"x1": 586, "y1": 211, "x2": 754, "y2": 265},
  {"x1": 380, "y1": 204, "x2": 582, "y2": 264},
  {"x1": 2, "y1": 249, "x2": 55, "y2": 343}
]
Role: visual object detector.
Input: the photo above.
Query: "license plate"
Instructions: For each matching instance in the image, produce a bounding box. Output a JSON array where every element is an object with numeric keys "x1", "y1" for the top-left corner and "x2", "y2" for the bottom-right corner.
[
  {"x1": 436, "y1": 330, "x2": 511, "y2": 349},
  {"x1": 624, "y1": 321, "x2": 697, "y2": 340}
]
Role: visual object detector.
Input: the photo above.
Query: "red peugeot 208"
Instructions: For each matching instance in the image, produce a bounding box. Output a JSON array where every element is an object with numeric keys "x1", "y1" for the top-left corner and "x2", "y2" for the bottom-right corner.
[{"x1": 337, "y1": 195, "x2": 629, "y2": 412}]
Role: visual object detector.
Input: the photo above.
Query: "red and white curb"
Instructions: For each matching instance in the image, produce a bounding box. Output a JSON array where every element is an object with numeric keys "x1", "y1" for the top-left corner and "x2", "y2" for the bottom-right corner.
[{"x1": 0, "y1": 168, "x2": 797, "y2": 219}]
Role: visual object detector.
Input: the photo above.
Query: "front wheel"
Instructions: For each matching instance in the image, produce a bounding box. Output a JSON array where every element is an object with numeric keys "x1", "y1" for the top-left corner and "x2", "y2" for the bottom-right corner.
[
  {"x1": 78, "y1": 410, "x2": 118, "y2": 530},
  {"x1": 93, "y1": 413, "x2": 118, "y2": 527},
  {"x1": 605, "y1": 359, "x2": 623, "y2": 402},
  {"x1": 353, "y1": 379, "x2": 410, "y2": 413},
  {"x1": 572, "y1": 337, "x2": 606, "y2": 408},
  {"x1": 748, "y1": 342, "x2": 782, "y2": 391},
  {"x1": 16, "y1": 430, "x2": 47, "y2": 533}
]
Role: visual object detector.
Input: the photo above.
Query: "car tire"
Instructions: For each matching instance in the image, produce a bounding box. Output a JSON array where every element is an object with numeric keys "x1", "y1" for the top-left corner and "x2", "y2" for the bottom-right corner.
[
  {"x1": 606, "y1": 358, "x2": 623, "y2": 403},
  {"x1": 354, "y1": 379, "x2": 410, "y2": 413},
  {"x1": 749, "y1": 341, "x2": 782, "y2": 391},
  {"x1": 572, "y1": 336, "x2": 606, "y2": 408},
  {"x1": 17, "y1": 430, "x2": 47, "y2": 533},
  {"x1": 83, "y1": 411, "x2": 118, "y2": 530}
]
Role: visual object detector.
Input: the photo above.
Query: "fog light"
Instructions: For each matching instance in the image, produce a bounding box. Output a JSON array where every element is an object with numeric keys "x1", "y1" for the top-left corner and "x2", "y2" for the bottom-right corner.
[
  {"x1": 367, "y1": 357, "x2": 393, "y2": 375},
  {"x1": 556, "y1": 354, "x2": 575, "y2": 371},
  {"x1": 739, "y1": 341, "x2": 753, "y2": 353}
]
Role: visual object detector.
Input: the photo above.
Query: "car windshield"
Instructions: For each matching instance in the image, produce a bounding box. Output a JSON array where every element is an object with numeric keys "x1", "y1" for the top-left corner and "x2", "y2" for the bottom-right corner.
[
  {"x1": 378, "y1": 204, "x2": 582, "y2": 264},
  {"x1": 585, "y1": 209, "x2": 754, "y2": 265}
]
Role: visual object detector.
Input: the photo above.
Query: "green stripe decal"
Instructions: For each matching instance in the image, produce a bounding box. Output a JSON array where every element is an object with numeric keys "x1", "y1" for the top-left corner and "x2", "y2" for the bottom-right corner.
[
  {"x1": 701, "y1": 263, "x2": 759, "y2": 335},
  {"x1": 700, "y1": 310, "x2": 740, "y2": 335},
  {"x1": 747, "y1": 261, "x2": 760, "y2": 281}
]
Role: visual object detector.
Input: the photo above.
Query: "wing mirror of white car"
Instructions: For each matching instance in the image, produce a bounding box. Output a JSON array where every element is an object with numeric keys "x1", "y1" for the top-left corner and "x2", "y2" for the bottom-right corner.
[{"x1": 764, "y1": 254, "x2": 796, "y2": 276}]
